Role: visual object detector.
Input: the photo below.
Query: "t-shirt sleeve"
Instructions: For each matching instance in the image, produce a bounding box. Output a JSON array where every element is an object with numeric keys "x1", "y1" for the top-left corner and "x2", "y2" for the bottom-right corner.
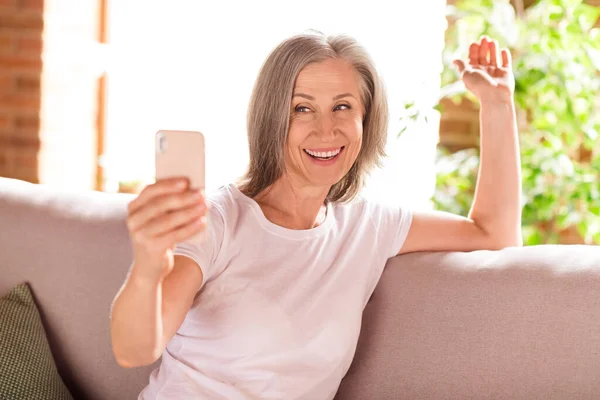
[
  {"x1": 361, "y1": 201, "x2": 414, "y2": 305},
  {"x1": 378, "y1": 203, "x2": 413, "y2": 259},
  {"x1": 172, "y1": 201, "x2": 225, "y2": 290}
]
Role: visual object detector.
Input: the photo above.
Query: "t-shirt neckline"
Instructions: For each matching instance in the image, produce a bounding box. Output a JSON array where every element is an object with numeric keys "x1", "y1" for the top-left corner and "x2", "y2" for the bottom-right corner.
[{"x1": 228, "y1": 184, "x2": 334, "y2": 239}]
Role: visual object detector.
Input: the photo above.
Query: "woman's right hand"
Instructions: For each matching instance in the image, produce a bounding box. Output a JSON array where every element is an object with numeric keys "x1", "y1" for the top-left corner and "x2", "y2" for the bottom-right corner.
[{"x1": 126, "y1": 178, "x2": 207, "y2": 282}]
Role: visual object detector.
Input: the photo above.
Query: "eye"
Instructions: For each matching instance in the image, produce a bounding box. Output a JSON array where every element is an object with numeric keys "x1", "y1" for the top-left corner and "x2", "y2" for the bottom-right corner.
[
  {"x1": 334, "y1": 104, "x2": 351, "y2": 111},
  {"x1": 295, "y1": 106, "x2": 311, "y2": 113}
]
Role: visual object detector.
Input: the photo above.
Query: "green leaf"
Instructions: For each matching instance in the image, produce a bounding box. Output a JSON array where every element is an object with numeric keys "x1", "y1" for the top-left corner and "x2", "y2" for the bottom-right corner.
[
  {"x1": 575, "y1": 4, "x2": 600, "y2": 31},
  {"x1": 429, "y1": 0, "x2": 600, "y2": 245}
]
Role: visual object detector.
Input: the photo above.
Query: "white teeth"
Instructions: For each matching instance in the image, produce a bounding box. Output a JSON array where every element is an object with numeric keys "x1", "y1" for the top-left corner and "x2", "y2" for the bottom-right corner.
[{"x1": 305, "y1": 148, "x2": 341, "y2": 158}]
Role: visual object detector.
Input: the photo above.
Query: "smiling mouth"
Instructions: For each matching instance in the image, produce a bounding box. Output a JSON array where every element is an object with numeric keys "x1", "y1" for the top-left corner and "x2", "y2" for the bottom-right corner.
[{"x1": 303, "y1": 146, "x2": 345, "y2": 160}]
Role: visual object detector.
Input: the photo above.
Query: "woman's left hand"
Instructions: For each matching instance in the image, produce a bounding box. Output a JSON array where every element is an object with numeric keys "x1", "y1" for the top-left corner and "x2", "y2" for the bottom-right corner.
[{"x1": 453, "y1": 36, "x2": 515, "y2": 104}]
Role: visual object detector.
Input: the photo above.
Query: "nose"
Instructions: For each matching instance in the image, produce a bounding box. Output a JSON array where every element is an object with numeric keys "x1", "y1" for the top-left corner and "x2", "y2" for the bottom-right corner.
[{"x1": 316, "y1": 113, "x2": 336, "y2": 142}]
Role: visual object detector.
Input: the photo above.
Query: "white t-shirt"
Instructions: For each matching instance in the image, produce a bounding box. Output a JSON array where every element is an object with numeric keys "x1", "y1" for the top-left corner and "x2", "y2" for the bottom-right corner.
[{"x1": 139, "y1": 184, "x2": 412, "y2": 400}]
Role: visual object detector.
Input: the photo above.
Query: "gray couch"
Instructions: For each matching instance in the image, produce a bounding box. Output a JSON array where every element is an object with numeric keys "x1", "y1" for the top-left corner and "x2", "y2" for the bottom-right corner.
[{"x1": 2, "y1": 176, "x2": 600, "y2": 400}]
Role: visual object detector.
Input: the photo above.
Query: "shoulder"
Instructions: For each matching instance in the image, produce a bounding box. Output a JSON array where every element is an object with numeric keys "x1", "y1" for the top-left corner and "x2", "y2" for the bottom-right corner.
[
  {"x1": 329, "y1": 195, "x2": 413, "y2": 258},
  {"x1": 332, "y1": 195, "x2": 412, "y2": 231},
  {"x1": 329, "y1": 195, "x2": 379, "y2": 231},
  {"x1": 203, "y1": 183, "x2": 257, "y2": 237},
  {"x1": 204, "y1": 184, "x2": 243, "y2": 218},
  {"x1": 331, "y1": 195, "x2": 396, "y2": 218}
]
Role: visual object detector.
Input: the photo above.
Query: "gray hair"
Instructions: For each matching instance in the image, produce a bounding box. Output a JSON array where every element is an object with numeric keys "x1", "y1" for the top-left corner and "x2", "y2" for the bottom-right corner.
[{"x1": 238, "y1": 31, "x2": 388, "y2": 203}]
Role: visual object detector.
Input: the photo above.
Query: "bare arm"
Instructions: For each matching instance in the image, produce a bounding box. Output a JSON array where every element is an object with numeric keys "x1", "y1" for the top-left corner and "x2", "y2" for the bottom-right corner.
[
  {"x1": 399, "y1": 37, "x2": 522, "y2": 255},
  {"x1": 110, "y1": 256, "x2": 203, "y2": 368},
  {"x1": 468, "y1": 97, "x2": 522, "y2": 246},
  {"x1": 109, "y1": 178, "x2": 207, "y2": 368}
]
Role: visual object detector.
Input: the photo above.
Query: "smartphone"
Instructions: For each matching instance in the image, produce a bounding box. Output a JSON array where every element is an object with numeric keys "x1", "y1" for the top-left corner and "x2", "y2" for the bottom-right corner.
[
  {"x1": 155, "y1": 130, "x2": 205, "y2": 190},
  {"x1": 155, "y1": 130, "x2": 207, "y2": 242}
]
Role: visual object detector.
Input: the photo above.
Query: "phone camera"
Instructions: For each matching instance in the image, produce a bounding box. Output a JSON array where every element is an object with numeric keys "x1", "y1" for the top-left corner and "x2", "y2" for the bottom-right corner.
[{"x1": 157, "y1": 133, "x2": 167, "y2": 153}]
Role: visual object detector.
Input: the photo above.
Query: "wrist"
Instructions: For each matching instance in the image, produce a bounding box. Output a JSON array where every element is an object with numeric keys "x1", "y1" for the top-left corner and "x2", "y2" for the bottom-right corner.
[
  {"x1": 129, "y1": 263, "x2": 164, "y2": 289},
  {"x1": 478, "y1": 90, "x2": 514, "y2": 107}
]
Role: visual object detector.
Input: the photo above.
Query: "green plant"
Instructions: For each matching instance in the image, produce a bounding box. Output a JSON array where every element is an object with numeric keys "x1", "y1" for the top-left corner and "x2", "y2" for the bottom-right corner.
[{"x1": 401, "y1": 0, "x2": 600, "y2": 245}]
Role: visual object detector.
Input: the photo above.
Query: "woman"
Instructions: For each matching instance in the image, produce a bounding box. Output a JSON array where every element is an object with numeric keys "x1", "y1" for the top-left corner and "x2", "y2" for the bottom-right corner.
[{"x1": 110, "y1": 32, "x2": 522, "y2": 399}]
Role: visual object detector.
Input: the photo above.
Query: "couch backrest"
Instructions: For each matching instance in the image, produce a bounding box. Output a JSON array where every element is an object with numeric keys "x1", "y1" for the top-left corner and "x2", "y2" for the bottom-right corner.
[
  {"x1": 337, "y1": 241, "x2": 600, "y2": 399},
  {"x1": 2, "y1": 177, "x2": 600, "y2": 400}
]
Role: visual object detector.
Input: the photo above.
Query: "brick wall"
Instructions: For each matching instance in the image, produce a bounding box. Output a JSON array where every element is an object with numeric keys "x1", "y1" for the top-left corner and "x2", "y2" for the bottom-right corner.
[
  {"x1": 0, "y1": 0, "x2": 44, "y2": 183},
  {"x1": 0, "y1": 0, "x2": 102, "y2": 189}
]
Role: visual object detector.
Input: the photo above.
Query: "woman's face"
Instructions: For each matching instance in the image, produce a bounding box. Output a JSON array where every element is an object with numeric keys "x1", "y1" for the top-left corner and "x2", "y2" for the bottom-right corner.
[{"x1": 285, "y1": 58, "x2": 364, "y2": 190}]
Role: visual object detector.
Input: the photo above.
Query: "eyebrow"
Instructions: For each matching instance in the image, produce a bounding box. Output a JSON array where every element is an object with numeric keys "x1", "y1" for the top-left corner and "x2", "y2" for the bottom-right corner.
[{"x1": 292, "y1": 92, "x2": 356, "y2": 101}]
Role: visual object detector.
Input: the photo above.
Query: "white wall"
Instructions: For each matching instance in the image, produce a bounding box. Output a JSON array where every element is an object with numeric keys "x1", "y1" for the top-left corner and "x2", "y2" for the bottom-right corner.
[{"x1": 105, "y1": 0, "x2": 447, "y2": 208}]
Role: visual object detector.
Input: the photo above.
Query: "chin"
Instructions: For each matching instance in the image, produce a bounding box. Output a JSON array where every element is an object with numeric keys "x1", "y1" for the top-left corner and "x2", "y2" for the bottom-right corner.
[{"x1": 308, "y1": 172, "x2": 348, "y2": 189}]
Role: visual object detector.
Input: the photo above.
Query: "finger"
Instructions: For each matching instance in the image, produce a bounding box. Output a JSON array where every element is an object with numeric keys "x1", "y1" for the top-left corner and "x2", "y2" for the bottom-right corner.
[
  {"x1": 128, "y1": 190, "x2": 205, "y2": 232},
  {"x1": 144, "y1": 203, "x2": 207, "y2": 237},
  {"x1": 489, "y1": 40, "x2": 499, "y2": 68},
  {"x1": 501, "y1": 48, "x2": 512, "y2": 68},
  {"x1": 468, "y1": 43, "x2": 479, "y2": 65},
  {"x1": 478, "y1": 37, "x2": 489, "y2": 65},
  {"x1": 128, "y1": 178, "x2": 189, "y2": 215},
  {"x1": 132, "y1": 178, "x2": 190, "y2": 212},
  {"x1": 453, "y1": 59, "x2": 466, "y2": 74},
  {"x1": 127, "y1": 190, "x2": 205, "y2": 232},
  {"x1": 159, "y1": 216, "x2": 207, "y2": 248}
]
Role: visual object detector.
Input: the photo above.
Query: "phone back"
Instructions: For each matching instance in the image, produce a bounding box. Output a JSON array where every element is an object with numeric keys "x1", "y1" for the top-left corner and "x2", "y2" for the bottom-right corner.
[{"x1": 155, "y1": 130, "x2": 205, "y2": 190}]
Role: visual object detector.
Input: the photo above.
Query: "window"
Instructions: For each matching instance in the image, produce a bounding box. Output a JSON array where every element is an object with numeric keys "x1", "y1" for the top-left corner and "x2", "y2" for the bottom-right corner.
[{"x1": 103, "y1": 0, "x2": 446, "y2": 208}]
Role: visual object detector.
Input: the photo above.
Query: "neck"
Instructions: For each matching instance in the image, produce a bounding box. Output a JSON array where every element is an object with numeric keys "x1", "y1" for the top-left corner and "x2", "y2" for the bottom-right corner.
[{"x1": 253, "y1": 175, "x2": 329, "y2": 230}]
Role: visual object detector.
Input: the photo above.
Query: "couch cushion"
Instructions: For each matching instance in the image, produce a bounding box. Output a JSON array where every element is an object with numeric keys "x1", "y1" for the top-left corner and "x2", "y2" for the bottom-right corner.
[{"x1": 0, "y1": 283, "x2": 73, "y2": 400}]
